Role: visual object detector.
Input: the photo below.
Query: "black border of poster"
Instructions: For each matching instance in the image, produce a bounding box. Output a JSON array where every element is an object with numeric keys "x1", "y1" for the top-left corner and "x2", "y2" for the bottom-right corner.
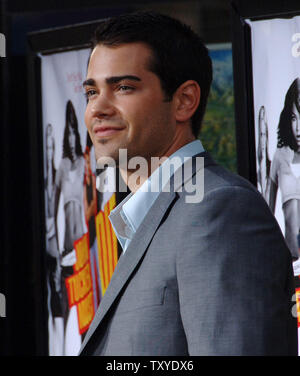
[
  {"x1": 27, "y1": 20, "x2": 128, "y2": 356},
  {"x1": 230, "y1": 0, "x2": 300, "y2": 185}
]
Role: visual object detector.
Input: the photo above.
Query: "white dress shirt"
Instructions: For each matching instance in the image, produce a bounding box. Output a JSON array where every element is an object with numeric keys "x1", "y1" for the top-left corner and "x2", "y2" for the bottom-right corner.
[{"x1": 109, "y1": 139, "x2": 205, "y2": 252}]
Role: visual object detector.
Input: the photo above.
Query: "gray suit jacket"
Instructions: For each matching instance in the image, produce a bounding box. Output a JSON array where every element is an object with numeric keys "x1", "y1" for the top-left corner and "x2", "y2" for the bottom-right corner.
[{"x1": 79, "y1": 152, "x2": 297, "y2": 356}]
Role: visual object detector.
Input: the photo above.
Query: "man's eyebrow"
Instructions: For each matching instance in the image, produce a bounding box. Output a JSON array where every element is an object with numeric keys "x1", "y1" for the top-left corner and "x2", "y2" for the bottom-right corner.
[
  {"x1": 82, "y1": 75, "x2": 141, "y2": 88},
  {"x1": 82, "y1": 78, "x2": 95, "y2": 87},
  {"x1": 106, "y1": 75, "x2": 141, "y2": 84}
]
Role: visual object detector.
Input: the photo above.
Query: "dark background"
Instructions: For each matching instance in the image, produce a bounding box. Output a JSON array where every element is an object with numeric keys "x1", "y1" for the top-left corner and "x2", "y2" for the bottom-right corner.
[{"x1": 1, "y1": 0, "x2": 299, "y2": 356}]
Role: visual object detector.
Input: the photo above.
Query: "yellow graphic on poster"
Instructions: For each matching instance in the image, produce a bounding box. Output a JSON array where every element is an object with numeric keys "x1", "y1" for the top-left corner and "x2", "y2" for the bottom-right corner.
[
  {"x1": 65, "y1": 232, "x2": 94, "y2": 334},
  {"x1": 295, "y1": 288, "x2": 300, "y2": 328},
  {"x1": 95, "y1": 194, "x2": 118, "y2": 295}
]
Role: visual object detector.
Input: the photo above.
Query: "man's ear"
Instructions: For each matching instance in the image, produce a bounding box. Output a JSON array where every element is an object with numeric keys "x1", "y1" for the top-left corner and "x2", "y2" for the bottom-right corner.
[{"x1": 174, "y1": 80, "x2": 201, "y2": 123}]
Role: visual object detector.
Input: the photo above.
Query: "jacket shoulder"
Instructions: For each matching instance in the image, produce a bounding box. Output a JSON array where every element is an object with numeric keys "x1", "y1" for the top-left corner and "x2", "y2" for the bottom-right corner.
[{"x1": 178, "y1": 153, "x2": 261, "y2": 206}]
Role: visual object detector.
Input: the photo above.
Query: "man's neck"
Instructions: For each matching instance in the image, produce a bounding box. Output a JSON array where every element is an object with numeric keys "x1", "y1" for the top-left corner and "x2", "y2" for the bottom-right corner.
[{"x1": 120, "y1": 133, "x2": 196, "y2": 193}]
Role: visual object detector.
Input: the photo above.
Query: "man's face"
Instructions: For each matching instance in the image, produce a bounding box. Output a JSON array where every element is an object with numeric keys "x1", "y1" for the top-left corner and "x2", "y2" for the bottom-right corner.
[{"x1": 84, "y1": 42, "x2": 176, "y2": 166}]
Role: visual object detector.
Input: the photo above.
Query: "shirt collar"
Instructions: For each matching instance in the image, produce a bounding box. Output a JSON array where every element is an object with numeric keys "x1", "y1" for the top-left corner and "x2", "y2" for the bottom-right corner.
[{"x1": 109, "y1": 139, "x2": 204, "y2": 250}]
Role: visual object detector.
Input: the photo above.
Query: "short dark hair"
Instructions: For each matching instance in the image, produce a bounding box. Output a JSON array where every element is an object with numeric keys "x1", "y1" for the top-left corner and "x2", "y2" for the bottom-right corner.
[
  {"x1": 63, "y1": 100, "x2": 83, "y2": 161},
  {"x1": 277, "y1": 77, "x2": 300, "y2": 151},
  {"x1": 91, "y1": 11, "x2": 212, "y2": 136}
]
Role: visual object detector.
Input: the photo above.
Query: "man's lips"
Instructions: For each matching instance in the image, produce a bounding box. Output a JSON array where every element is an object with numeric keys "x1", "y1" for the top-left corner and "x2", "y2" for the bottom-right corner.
[{"x1": 93, "y1": 125, "x2": 126, "y2": 138}]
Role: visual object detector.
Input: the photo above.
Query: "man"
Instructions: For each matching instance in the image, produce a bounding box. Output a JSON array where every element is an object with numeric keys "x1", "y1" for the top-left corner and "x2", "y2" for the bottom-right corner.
[{"x1": 79, "y1": 11, "x2": 297, "y2": 355}]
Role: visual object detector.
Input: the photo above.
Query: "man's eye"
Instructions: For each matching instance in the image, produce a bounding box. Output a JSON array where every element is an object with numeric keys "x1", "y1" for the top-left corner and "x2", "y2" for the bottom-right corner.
[
  {"x1": 118, "y1": 85, "x2": 134, "y2": 92},
  {"x1": 84, "y1": 89, "x2": 97, "y2": 100}
]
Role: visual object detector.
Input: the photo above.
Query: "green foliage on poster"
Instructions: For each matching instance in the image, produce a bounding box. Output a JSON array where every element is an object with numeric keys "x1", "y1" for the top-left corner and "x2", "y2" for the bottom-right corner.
[{"x1": 200, "y1": 47, "x2": 237, "y2": 173}]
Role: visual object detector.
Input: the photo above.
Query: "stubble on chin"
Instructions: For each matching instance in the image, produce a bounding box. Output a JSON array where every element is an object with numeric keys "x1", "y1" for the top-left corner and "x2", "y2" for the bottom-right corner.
[{"x1": 95, "y1": 141, "x2": 121, "y2": 169}]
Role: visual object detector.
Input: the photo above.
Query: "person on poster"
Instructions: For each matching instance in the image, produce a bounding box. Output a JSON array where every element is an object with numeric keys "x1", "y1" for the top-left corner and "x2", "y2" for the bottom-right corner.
[
  {"x1": 45, "y1": 123, "x2": 64, "y2": 355},
  {"x1": 257, "y1": 105, "x2": 271, "y2": 202},
  {"x1": 269, "y1": 78, "x2": 300, "y2": 262},
  {"x1": 79, "y1": 12, "x2": 297, "y2": 356},
  {"x1": 83, "y1": 133, "x2": 102, "y2": 310},
  {"x1": 55, "y1": 99, "x2": 85, "y2": 354}
]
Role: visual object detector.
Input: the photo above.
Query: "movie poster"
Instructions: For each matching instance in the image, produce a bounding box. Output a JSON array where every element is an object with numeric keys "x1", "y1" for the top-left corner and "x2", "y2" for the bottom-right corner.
[
  {"x1": 248, "y1": 14, "x2": 300, "y2": 353},
  {"x1": 41, "y1": 48, "x2": 119, "y2": 355}
]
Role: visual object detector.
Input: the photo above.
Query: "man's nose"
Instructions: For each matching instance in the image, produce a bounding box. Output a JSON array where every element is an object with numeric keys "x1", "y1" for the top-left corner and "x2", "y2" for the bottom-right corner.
[{"x1": 90, "y1": 92, "x2": 115, "y2": 118}]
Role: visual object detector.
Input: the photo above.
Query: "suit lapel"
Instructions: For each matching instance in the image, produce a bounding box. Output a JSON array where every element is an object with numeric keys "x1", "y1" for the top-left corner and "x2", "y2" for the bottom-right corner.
[
  {"x1": 79, "y1": 151, "x2": 214, "y2": 354},
  {"x1": 79, "y1": 189, "x2": 177, "y2": 353}
]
